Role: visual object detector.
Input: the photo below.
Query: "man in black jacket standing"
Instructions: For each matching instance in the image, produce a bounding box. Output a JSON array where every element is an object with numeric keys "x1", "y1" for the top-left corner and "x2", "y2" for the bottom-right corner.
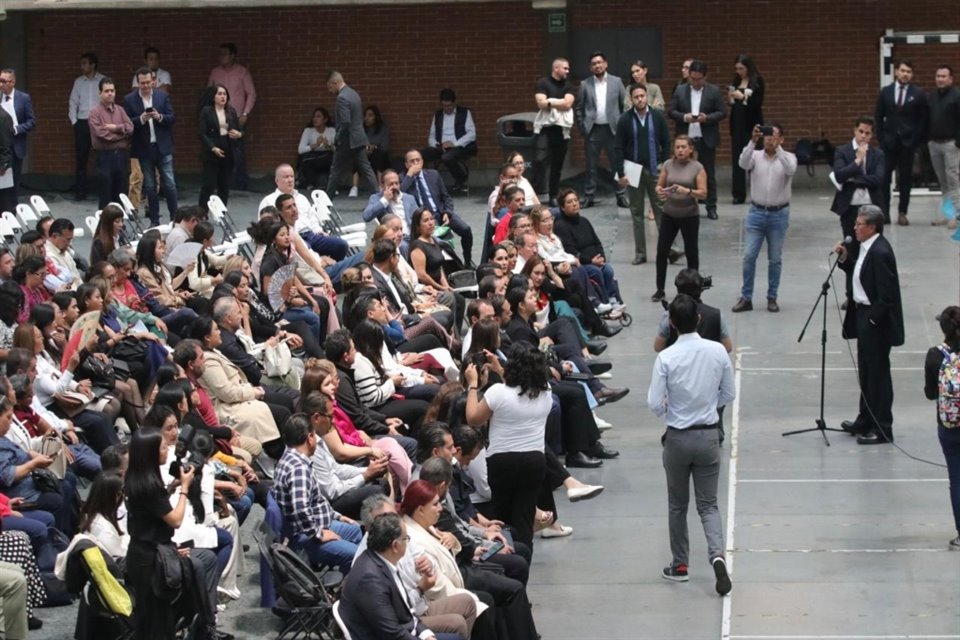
[
  {"x1": 875, "y1": 59, "x2": 928, "y2": 226},
  {"x1": 835, "y1": 205, "x2": 904, "y2": 444}
]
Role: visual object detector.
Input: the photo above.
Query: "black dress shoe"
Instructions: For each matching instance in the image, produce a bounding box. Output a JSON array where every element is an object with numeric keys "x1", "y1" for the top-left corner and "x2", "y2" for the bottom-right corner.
[
  {"x1": 595, "y1": 386, "x2": 629, "y2": 405},
  {"x1": 857, "y1": 431, "x2": 893, "y2": 445},
  {"x1": 668, "y1": 249, "x2": 685, "y2": 264},
  {"x1": 595, "y1": 323, "x2": 622, "y2": 338},
  {"x1": 632, "y1": 254, "x2": 647, "y2": 265},
  {"x1": 590, "y1": 442, "x2": 620, "y2": 459},
  {"x1": 586, "y1": 339, "x2": 608, "y2": 356},
  {"x1": 651, "y1": 290, "x2": 666, "y2": 302},
  {"x1": 616, "y1": 194, "x2": 630, "y2": 208},
  {"x1": 732, "y1": 196, "x2": 746, "y2": 205},
  {"x1": 566, "y1": 451, "x2": 602, "y2": 468},
  {"x1": 707, "y1": 208, "x2": 718, "y2": 220},
  {"x1": 28, "y1": 616, "x2": 42, "y2": 630},
  {"x1": 840, "y1": 420, "x2": 867, "y2": 435},
  {"x1": 582, "y1": 197, "x2": 595, "y2": 208},
  {"x1": 587, "y1": 361, "x2": 612, "y2": 375}
]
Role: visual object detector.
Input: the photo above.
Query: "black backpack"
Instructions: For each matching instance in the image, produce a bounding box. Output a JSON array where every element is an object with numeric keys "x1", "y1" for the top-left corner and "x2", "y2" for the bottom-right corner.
[
  {"x1": 267, "y1": 543, "x2": 331, "y2": 608},
  {"x1": 795, "y1": 138, "x2": 814, "y2": 166}
]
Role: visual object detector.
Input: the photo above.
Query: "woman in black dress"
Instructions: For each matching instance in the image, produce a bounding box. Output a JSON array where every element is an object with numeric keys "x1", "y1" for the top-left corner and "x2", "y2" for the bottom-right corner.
[
  {"x1": 409, "y1": 208, "x2": 464, "y2": 331},
  {"x1": 198, "y1": 84, "x2": 242, "y2": 210},
  {"x1": 728, "y1": 54, "x2": 765, "y2": 204}
]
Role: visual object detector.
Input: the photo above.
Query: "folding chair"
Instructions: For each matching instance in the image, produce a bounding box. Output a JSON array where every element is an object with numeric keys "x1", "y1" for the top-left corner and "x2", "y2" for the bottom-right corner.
[
  {"x1": 0, "y1": 213, "x2": 18, "y2": 248},
  {"x1": 29, "y1": 194, "x2": 51, "y2": 217},
  {"x1": 116, "y1": 194, "x2": 146, "y2": 237},
  {"x1": 311, "y1": 189, "x2": 364, "y2": 233},
  {"x1": 16, "y1": 203, "x2": 39, "y2": 228},
  {"x1": 208, "y1": 195, "x2": 253, "y2": 261},
  {"x1": 331, "y1": 601, "x2": 352, "y2": 640},
  {"x1": 2, "y1": 210, "x2": 22, "y2": 242}
]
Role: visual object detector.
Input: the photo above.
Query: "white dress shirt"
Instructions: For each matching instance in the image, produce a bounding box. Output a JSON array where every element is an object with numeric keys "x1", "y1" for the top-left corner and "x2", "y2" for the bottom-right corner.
[
  {"x1": 594, "y1": 74, "x2": 608, "y2": 125},
  {"x1": 852, "y1": 232, "x2": 879, "y2": 305},
  {"x1": 647, "y1": 333, "x2": 736, "y2": 427},
  {"x1": 850, "y1": 138, "x2": 873, "y2": 206},
  {"x1": 428, "y1": 109, "x2": 477, "y2": 148},
  {"x1": 257, "y1": 189, "x2": 319, "y2": 234},
  {"x1": 310, "y1": 438, "x2": 365, "y2": 501},
  {"x1": 688, "y1": 87, "x2": 703, "y2": 139},
  {"x1": 69, "y1": 73, "x2": 104, "y2": 124},
  {"x1": 140, "y1": 92, "x2": 156, "y2": 143}
]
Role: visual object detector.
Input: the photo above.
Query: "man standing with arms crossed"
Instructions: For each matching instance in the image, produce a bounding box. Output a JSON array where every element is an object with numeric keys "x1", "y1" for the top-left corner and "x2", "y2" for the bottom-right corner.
[
  {"x1": 731, "y1": 123, "x2": 797, "y2": 313},
  {"x1": 88, "y1": 77, "x2": 133, "y2": 209},
  {"x1": 648, "y1": 293, "x2": 734, "y2": 595},
  {"x1": 326, "y1": 71, "x2": 377, "y2": 198},
  {"x1": 533, "y1": 58, "x2": 575, "y2": 206}
]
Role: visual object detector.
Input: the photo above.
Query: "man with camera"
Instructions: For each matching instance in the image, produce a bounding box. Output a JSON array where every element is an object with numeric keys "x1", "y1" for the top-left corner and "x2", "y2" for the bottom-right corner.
[{"x1": 731, "y1": 123, "x2": 797, "y2": 313}]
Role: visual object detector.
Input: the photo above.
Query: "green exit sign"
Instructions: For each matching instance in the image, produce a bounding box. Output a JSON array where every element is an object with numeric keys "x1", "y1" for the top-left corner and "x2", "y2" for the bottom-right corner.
[{"x1": 548, "y1": 13, "x2": 566, "y2": 33}]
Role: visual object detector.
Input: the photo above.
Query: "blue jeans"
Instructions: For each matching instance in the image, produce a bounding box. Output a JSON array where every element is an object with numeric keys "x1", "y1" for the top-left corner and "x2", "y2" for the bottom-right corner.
[
  {"x1": 300, "y1": 231, "x2": 348, "y2": 261},
  {"x1": 326, "y1": 252, "x2": 364, "y2": 286},
  {"x1": 139, "y1": 148, "x2": 178, "y2": 224},
  {"x1": 213, "y1": 526, "x2": 234, "y2": 577},
  {"x1": 4, "y1": 511, "x2": 56, "y2": 571},
  {"x1": 228, "y1": 487, "x2": 254, "y2": 526},
  {"x1": 940, "y1": 425, "x2": 960, "y2": 534},
  {"x1": 302, "y1": 519, "x2": 363, "y2": 574},
  {"x1": 282, "y1": 305, "x2": 322, "y2": 342},
  {"x1": 740, "y1": 206, "x2": 790, "y2": 301},
  {"x1": 582, "y1": 263, "x2": 619, "y2": 303}
]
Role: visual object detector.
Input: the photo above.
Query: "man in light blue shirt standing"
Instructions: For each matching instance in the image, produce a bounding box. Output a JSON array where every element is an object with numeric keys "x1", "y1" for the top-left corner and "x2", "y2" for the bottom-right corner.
[{"x1": 647, "y1": 293, "x2": 735, "y2": 595}]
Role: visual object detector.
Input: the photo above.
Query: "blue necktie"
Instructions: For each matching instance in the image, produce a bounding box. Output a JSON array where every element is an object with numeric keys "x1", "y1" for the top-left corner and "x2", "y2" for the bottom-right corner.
[
  {"x1": 646, "y1": 111, "x2": 659, "y2": 177},
  {"x1": 417, "y1": 174, "x2": 437, "y2": 212}
]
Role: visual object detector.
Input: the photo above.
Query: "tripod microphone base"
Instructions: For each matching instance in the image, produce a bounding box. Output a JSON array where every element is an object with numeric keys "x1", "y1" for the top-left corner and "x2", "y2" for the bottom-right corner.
[{"x1": 782, "y1": 419, "x2": 847, "y2": 446}]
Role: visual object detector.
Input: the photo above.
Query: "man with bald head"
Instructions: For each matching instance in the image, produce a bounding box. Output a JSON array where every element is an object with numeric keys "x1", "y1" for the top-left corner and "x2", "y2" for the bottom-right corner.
[
  {"x1": 534, "y1": 58, "x2": 576, "y2": 204},
  {"x1": 325, "y1": 70, "x2": 377, "y2": 198},
  {"x1": 259, "y1": 163, "x2": 348, "y2": 260}
]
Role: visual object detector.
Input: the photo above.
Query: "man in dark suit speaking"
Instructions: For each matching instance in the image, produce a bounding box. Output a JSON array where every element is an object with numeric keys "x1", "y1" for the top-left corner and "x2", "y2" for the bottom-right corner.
[
  {"x1": 326, "y1": 70, "x2": 378, "y2": 198},
  {"x1": 124, "y1": 66, "x2": 178, "y2": 225},
  {"x1": 875, "y1": 59, "x2": 928, "y2": 226},
  {"x1": 835, "y1": 205, "x2": 904, "y2": 445},
  {"x1": 668, "y1": 60, "x2": 726, "y2": 219},
  {"x1": 339, "y1": 511, "x2": 462, "y2": 640}
]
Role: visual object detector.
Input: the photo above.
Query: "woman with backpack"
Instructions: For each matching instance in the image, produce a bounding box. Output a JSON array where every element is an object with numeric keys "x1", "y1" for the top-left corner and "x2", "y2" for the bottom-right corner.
[{"x1": 925, "y1": 306, "x2": 960, "y2": 550}]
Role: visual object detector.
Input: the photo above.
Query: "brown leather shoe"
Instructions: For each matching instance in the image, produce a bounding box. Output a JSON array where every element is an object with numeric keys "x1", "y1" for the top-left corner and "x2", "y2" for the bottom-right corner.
[
  {"x1": 767, "y1": 298, "x2": 780, "y2": 312},
  {"x1": 731, "y1": 298, "x2": 753, "y2": 313},
  {"x1": 898, "y1": 214, "x2": 909, "y2": 226}
]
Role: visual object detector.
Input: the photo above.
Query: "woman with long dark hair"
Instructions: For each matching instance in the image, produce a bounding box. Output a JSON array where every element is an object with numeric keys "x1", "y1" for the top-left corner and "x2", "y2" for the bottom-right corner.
[
  {"x1": 925, "y1": 306, "x2": 960, "y2": 550},
  {"x1": 361, "y1": 105, "x2": 390, "y2": 185},
  {"x1": 728, "y1": 54, "x2": 765, "y2": 204},
  {"x1": 79, "y1": 472, "x2": 128, "y2": 560},
  {"x1": 12, "y1": 256, "x2": 50, "y2": 325},
  {"x1": 297, "y1": 107, "x2": 335, "y2": 191},
  {"x1": 198, "y1": 83, "x2": 242, "y2": 210},
  {"x1": 135, "y1": 231, "x2": 203, "y2": 313},
  {"x1": 90, "y1": 204, "x2": 124, "y2": 265},
  {"x1": 352, "y1": 318, "x2": 440, "y2": 407},
  {"x1": 124, "y1": 426, "x2": 224, "y2": 640}
]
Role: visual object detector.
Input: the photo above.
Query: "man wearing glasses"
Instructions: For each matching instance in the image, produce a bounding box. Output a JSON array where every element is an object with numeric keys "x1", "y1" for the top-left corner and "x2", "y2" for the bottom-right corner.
[{"x1": 0, "y1": 69, "x2": 36, "y2": 215}]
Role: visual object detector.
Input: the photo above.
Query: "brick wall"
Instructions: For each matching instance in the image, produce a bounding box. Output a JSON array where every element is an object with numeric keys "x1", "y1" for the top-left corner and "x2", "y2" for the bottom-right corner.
[{"x1": 8, "y1": 1, "x2": 960, "y2": 176}]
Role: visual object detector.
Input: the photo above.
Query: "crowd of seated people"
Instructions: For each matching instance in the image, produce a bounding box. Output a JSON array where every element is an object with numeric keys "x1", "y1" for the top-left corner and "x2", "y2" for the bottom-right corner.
[{"x1": 0, "y1": 143, "x2": 642, "y2": 637}]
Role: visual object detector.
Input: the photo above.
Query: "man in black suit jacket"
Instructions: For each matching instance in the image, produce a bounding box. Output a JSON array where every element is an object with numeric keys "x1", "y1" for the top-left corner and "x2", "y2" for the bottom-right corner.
[
  {"x1": 667, "y1": 60, "x2": 727, "y2": 218},
  {"x1": 340, "y1": 512, "x2": 462, "y2": 640},
  {"x1": 875, "y1": 60, "x2": 928, "y2": 225},
  {"x1": 401, "y1": 149, "x2": 474, "y2": 266},
  {"x1": 830, "y1": 116, "x2": 885, "y2": 296},
  {"x1": 835, "y1": 205, "x2": 904, "y2": 444}
]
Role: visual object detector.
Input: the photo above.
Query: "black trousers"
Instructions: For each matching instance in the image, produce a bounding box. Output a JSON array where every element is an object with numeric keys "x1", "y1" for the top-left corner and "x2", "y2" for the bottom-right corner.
[
  {"x1": 730, "y1": 128, "x2": 753, "y2": 201},
  {"x1": 263, "y1": 385, "x2": 299, "y2": 413},
  {"x1": 376, "y1": 397, "x2": 430, "y2": 434},
  {"x1": 397, "y1": 333, "x2": 444, "y2": 353},
  {"x1": 422, "y1": 144, "x2": 475, "y2": 186},
  {"x1": 95, "y1": 149, "x2": 130, "y2": 209},
  {"x1": 439, "y1": 211, "x2": 475, "y2": 266},
  {"x1": 329, "y1": 482, "x2": 386, "y2": 520},
  {"x1": 692, "y1": 138, "x2": 718, "y2": 209},
  {"x1": 461, "y1": 564, "x2": 538, "y2": 640},
  {"x1": 74, "y1": 119, "x2": 92, "y2": 194},
  {"x1": 854, "y1": 308, "x2": 894, "y2": 434},
  {"x1": 487, "y1": 450, "x2": 545, "y2": 548},
  {"x1": 534, "y1": 125, "x2": 569, "y2": 199},
  {"x1": 657, "y1": 215, "x2": 700, "y2": 292},
  {"x1": 838, "y1": 206, "x2": 861, "y2": 298},
  {"x1": 51, "y1": 406, "x2": 119, "y2": 454},
  {"x1": 550, "y1": 381, "x2": 601, "y2": 455},
  {"x1": 199, "y1": 150, "x2": 232, "y2": 210},
  {"x1": 882, "y1": 143, "x2": 917, "y2": 216}
]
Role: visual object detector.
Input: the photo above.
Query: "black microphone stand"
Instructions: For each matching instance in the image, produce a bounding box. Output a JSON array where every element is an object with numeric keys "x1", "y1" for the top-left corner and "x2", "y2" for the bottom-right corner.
[{"x1": 782, "y1": 248, "x2": 847, "y2": 445}]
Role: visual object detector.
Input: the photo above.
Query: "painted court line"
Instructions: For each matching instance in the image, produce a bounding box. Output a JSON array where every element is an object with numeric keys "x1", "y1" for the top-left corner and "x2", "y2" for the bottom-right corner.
[
  {"x1": 729, "y1": 636, "x2": 960, "y2": 639},
  {"x1": 738, "y1": 478, "x2": 946, "y2": 484},
  {"x1": 733, "y1": 547, "x2": 951, "y2": 554},
  {"x1": 720, "y1": 352, "x2": 742, "y2": 640},
  {"x1": 739, "y1": 367, "x2": 923, "y2": 372}
]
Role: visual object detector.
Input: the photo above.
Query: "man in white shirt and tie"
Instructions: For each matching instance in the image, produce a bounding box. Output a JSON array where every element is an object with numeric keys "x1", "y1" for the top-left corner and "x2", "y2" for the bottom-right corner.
[{"x1": 648, "y1": 293, "x2": 734, "y2": 595}]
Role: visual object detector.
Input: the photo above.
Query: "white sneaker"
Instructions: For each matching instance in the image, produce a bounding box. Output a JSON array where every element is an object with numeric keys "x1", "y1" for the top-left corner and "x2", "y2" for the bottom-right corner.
[
  {"x1": 612, "y1": 302, "x2": 627, "y2": 312},
  {"x1": 594, "y1": 413, "x2": 613, "y2": 431},
  {"x1": 594, "y1": 372, "x2": 612, "y2": 379},
  {"x1": 348, "y1": 186, "x2": 359, "y2": 198},
  {"x1": 596, "y1": 303, "x2": 613, "y2": 314}
]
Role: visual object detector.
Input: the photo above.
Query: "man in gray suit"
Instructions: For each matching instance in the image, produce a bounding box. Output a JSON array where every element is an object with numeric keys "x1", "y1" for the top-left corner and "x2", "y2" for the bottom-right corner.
[
  {"x1": 326, "y1": 70, "x2": 378, "y2": 198},
  {"x1": 575, "y1": 51, "x2": 628, "y2": 208},
  {"x1": 668, "y1": 60, "x2": 726, "y2": 219}
]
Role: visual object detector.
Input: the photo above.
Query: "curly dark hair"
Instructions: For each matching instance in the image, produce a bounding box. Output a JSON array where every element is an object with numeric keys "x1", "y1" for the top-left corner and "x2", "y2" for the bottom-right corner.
[{"x1": 502, "y1": 342, "x2": 549, "y2": 399}]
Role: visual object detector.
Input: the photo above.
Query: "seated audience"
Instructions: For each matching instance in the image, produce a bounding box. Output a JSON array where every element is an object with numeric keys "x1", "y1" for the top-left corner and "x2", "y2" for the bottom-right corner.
[{"x1": 296, "y1": 107, "x2": 335, "y2": 191}]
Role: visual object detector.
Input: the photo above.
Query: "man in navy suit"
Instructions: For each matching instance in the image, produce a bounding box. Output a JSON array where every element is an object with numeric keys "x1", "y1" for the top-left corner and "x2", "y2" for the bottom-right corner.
[
  {"x1": 0, "y1": 69, "x2": 36, "y2": 215},
  {"x1": 667, "y1": 60, "x2": 727, "y2": 219},
  {"x1": 401, "y1": 149, "x2": 474, "y2": 266},
  {"x1": 124, "y1": 66, "x2": 178, "y2": 225},
  {"x1": 875, "y1": 59, "x2": 928, "y2": 225},
  {"x1": 340, "y1": 512, "x2": 461, "y2": 640},
  {"x1": 830, "y1": 116, "x2": 885, "y2": 297},
  {"x1": 835, "y1": 205, "x2": 904, "y2": 445}
]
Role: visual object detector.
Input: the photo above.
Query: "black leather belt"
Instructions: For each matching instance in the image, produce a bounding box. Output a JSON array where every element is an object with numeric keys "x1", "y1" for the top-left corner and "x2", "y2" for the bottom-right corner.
[
  {"x1": 667, "y1": 423, "x2": 718, "y2": 431},
  {"x1": 751, "y1": 202, "x2": 788, "y2": 212},
  {"x1": 854, "y1": 302, "x2": 872, "y2": 310}
]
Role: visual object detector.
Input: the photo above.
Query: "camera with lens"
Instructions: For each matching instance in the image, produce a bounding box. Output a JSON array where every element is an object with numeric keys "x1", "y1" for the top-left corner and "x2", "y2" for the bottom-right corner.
[
  {"x1": 699, "y1": 275, "x2": 713, "y2": 290},
  {"x1": 168, "y1": 423, "x2": 206, "y2": 478}
]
